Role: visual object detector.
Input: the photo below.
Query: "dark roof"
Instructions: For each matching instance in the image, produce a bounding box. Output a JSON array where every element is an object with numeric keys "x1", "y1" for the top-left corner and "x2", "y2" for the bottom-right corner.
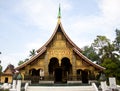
[{"x1": 3, "y1": 64, "x2": 15, "y2": 75}]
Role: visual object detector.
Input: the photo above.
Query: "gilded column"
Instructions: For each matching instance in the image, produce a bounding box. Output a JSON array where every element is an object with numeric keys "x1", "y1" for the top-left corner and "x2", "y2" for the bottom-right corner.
[
  {"x1": 44, "y1": 52, "x2": 49, "y2": 80},
  {"x1": 72, "y1": 54, "x2": 77, "y2": 80}
]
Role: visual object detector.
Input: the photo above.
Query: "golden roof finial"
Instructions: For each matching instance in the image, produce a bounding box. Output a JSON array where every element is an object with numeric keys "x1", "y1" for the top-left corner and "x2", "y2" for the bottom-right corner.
[{"x1": 57, "y1": 4, "x2": 61, "y2": 23}]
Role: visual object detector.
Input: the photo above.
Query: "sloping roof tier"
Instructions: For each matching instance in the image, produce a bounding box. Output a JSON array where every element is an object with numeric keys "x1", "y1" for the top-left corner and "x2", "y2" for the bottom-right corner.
[
  {"x1": 16, "y1": 47, "x2": 46, "y2": 70},
  {"x1": 73, "y1": 48, "x2": 105, "y2": 71},
  {"x1": 16, "y1": 20, "x2": 105, "y2": 71}
]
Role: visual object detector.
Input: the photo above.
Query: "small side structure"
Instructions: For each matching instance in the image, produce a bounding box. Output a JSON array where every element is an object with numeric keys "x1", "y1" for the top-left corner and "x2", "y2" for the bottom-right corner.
[{"x1": 0, "y1": 64, "x2": 15, "y2": 83}]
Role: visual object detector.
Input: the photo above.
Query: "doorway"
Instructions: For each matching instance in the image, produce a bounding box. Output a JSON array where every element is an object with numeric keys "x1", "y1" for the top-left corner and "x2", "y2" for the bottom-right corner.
[
  {"x1": 82, "y1": 70, "x2": 88, "y2": 83},
  {"x1": 54, "y1": 68, "x2": 62, "y2": 83},
  {"x1": 5, "y1": 77, "x2": 8, "y2": 83}
]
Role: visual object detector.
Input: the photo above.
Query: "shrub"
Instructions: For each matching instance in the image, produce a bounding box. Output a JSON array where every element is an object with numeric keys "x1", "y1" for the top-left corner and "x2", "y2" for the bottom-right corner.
[{"x1": 0, "y1": 88, "x2": 9, "y2": 91}]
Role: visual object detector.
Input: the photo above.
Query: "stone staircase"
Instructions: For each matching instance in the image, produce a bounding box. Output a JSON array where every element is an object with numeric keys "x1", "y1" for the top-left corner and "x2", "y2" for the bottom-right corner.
[{"x1": 26, "y1": 85, "x2": 97, "y2": 91}]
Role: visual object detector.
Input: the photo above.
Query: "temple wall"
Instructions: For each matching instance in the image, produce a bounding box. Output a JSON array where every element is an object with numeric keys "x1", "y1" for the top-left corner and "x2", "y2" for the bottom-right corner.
[{"x1": 1, "y1": 76, "x2": 12, "y2": 83}]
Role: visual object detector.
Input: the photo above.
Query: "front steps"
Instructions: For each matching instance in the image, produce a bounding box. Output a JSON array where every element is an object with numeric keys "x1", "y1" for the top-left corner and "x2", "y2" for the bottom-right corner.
[{"x1": 26, "y1": 85, "x2": 96, "y2": 91}]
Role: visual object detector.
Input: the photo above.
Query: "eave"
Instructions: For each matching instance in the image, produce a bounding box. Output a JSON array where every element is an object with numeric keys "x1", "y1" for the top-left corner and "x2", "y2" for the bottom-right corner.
[
  {"x1": 73, "y1": 48, "x2": 105, "y2": 71},
  {"x1": 15, "y1": 47, "x2": 46, "y2": 70}
]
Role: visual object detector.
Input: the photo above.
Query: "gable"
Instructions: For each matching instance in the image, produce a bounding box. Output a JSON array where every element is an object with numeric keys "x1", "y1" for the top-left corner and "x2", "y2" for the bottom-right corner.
[
  {"x1": 48, "y1": 31, "x2": 72, "y2": 48},
  {"x1": 47, "y1": 31, "x2": 73, "y2": 60},
  {"x1": 4, "y1": 68, "x2": 13, "y2": 75}
]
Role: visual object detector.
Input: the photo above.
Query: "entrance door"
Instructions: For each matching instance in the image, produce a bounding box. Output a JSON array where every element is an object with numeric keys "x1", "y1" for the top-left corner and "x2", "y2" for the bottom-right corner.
[
  {"x1": 82, "y1": 70, "x2": 88, "y2": 83},
  {"x1": 54, "y1": 68, "x2": 62, "y2": 83},
  {"x1": 5, "y1": 77, "x2": 8, "y2": 83}
]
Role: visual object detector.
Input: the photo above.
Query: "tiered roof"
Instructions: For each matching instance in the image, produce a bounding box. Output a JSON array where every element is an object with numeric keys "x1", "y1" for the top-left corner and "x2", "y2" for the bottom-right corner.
[{"x1": 16, "y1": 7, "x2": 105, "y2": 71}]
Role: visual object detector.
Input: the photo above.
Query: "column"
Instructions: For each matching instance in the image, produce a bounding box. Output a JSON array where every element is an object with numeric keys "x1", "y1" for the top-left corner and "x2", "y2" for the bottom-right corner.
[
  {"x1": 72, "y1": 54, "x2": 77, "y2": 80},
  {"x1": 44, "y1": 52, "x2": 49, "y2": 80}
]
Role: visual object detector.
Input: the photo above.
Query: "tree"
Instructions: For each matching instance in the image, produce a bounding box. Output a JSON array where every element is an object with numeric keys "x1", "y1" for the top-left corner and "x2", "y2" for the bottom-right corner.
[
  {"x1": 91, "y1": 34, "x2": 120, "y2": 84},
  {"x1": 82, "y1": 31, "x2": 120, "y2": 84},
  {"x1": 114, "y1": 29, "x2": 120, "y2": 53},
  {"x1": 101, "y1": 58, "x2": 118, "y2": 77},
  {"x1": 82, "y1": 45, "x2": 100, "y2": 64},
  {"x1": 29, "y1": 49, "x2": 36, "y2": 57},
  {"x1": 0, "y1": 52, "x2": 1, "y2": 65},
  {"x1": 24, "y1": 58, "x2": 29, "y2": 62},
  {"x1": 0, "y1": 60, "x2": 2, "y2": 80},
  {"x1": 18, "y1": 58, "x2": 29, "y2": 66},
  {"x1": 0, "y1": 52, "x2": 2, "y2": 74},
  {"x1": 91, "y1": 35, "x2": 111, "y2": 63},
  {"x1": 0, "y1": 62, "x2": 2, "y2": 74},
  {"x1": 18, "y1": 60, "x2": 24, "y2": 66},
  {"x1": 92, "y1": 35, "x2": 110, "y2": 50}
]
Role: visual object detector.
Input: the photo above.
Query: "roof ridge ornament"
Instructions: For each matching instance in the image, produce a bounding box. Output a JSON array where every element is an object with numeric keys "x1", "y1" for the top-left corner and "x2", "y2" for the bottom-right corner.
[{"x1": 57, "y1": 4, "x2": 61, "y2": 23}]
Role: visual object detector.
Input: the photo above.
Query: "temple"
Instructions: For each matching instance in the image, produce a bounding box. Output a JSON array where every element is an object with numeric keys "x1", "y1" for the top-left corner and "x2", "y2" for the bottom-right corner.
[
  {"x1": 14, "y1": 6, "x2": 105, "y2": 84},
  {"x1": 0, "y1": 64, "x2": 15, "y2": 83}
]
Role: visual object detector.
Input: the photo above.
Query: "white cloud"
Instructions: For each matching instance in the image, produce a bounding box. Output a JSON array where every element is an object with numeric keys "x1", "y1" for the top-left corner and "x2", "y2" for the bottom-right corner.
[
  {"x1": 99, "y1": 0, "x2": 120, "y2": 27},
  {"x1": 98, "y1": 0, "x2": 120, "y2": 37},
  {"x1": 100, "y1": 0, "x2": 120, "y2": 19},
  {"x1": 25, "y1": 40, "x2": 43, "y2": 51},
  {"x1": 64, "y1": 0, "x2": 120, "y2": 48},
  {"x1": 13, "y1": 0, "x2": 72, "y2": 31}
]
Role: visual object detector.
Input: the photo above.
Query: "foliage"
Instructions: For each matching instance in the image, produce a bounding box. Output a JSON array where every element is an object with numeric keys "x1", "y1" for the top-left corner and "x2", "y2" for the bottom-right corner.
[
  {"x1": 82, "y1": 30, "x2": 120, "y2": 84},
  {"x1": 114, "y1": 29, "x2": 120, "y2": 53},
  {"x1": 0, "y1": 52, "x2": 2, "y2": 74},
  {"x1": 0, "y1": 89, "x2": 9, "y2": 91},
  {"x1": 82, "y1": 45, "x2": 100, "y2": 63},
  {"x1": 18, "y1": 60, "x2": 24, "y2": 66},
  {"x1": 0, "y1": 64, "x2": 2, "y2": 73},
  {"x1": 101, "y1": 58, "x2": 118, "y2": 77},
  {"x1": 29, "y1": 49, "x2": 36, "y2": 57},
  {"x1": 0, "y1": 61, "x2": 2, "y2": 75},
  {"x1": 92, "y1": 35, "x2": 110, "y2": 51},
  {"x1": 18, "y1": 58, "x2": 29, "y2": 66}
]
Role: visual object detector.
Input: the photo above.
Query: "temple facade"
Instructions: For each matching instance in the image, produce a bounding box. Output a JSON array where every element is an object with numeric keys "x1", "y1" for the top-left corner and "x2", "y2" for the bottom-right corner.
[{"x1": 15, "y1": 8, "x2": 105, "y2": 84}]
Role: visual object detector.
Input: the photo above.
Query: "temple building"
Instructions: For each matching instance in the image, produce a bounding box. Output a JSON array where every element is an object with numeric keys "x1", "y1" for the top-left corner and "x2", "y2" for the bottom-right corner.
[
  {"x1": 1, "y1": 64, "x2": 15, "y2": 83},
  {"x1": 15, "y1": 6, "x2": 105, "y2": 84}
]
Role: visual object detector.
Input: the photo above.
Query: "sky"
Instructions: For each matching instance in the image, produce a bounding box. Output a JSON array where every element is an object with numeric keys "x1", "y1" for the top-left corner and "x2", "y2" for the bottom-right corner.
[{"x1": 0, "y1": 0, "x2": 120, "y2": 70}]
